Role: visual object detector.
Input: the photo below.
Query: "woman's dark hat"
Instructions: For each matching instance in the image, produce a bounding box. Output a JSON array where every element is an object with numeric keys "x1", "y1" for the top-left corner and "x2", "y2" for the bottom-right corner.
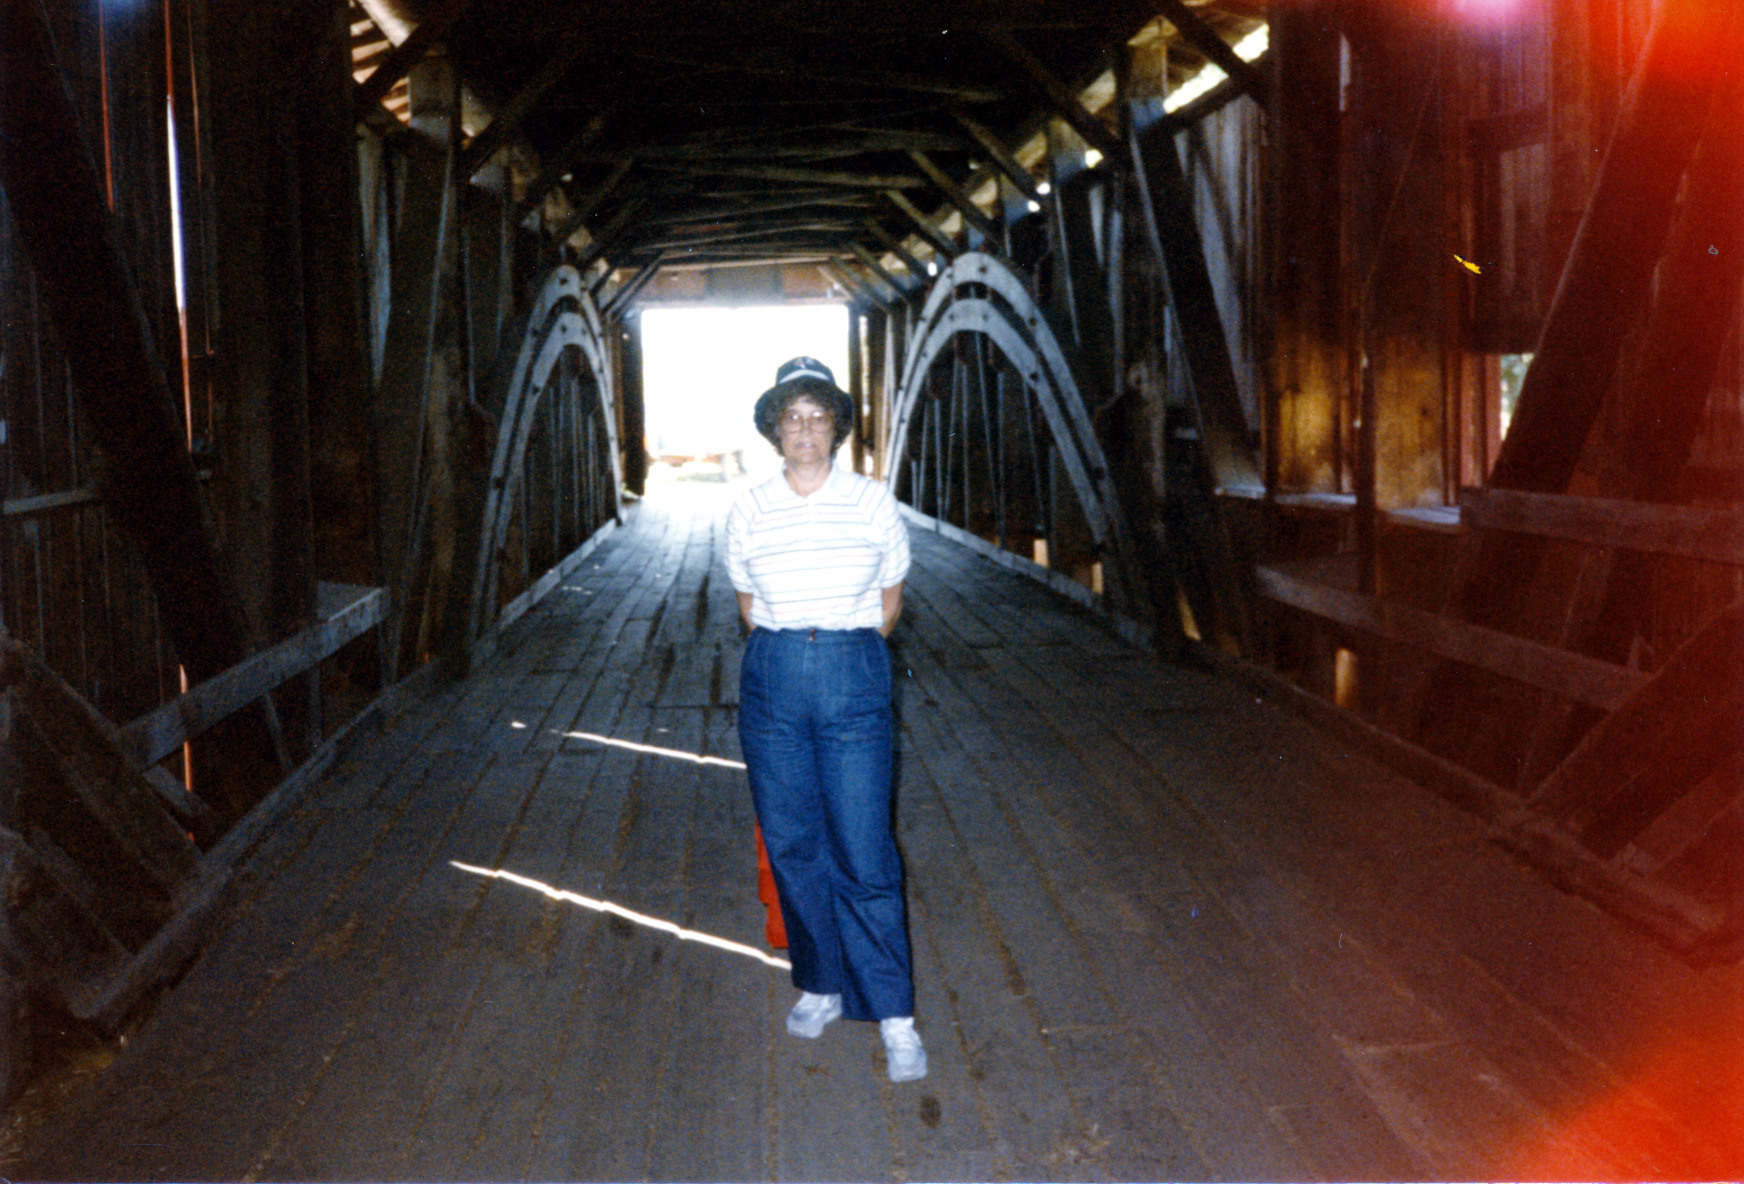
[
  {"x1": 754, "y1": 356, "x2": 856, "y2": 447},
  {"x1": 773, "y1": 357, "x2": 838, "y2": 387}
]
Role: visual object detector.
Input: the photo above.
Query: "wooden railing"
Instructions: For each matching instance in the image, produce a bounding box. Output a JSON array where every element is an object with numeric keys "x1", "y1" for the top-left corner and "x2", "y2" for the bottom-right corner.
[
  {"x1": 1252, "y1": 488, "x2": 1744, "y2": 962},
  {"x1": 1, "y1": 583, "x2": 390, "y2": 1030}
]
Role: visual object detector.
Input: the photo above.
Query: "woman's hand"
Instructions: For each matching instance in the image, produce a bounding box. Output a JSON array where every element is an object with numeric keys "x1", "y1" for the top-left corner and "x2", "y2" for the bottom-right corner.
[{"x1": 879, "y1": 582, "x2": 904, "y2": 637}]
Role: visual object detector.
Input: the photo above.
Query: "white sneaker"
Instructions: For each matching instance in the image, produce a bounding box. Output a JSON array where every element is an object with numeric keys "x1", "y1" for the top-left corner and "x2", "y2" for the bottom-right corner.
[
  {"x1": 786, "y1": 992, "x2": 843, "y2": 1038},
  {"x1": 880, "y1": 1016, "x2": 927, "y2": 1082}
]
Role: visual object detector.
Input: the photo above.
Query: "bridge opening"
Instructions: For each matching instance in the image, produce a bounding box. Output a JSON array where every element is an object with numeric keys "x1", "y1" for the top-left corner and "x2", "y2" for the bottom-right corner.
[{"x1": 640, "y1": 304, "x2": 850, "y2": 488}]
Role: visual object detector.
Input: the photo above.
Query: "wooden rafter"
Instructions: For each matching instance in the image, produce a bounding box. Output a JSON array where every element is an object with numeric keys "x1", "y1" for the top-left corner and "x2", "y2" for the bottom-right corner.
[
  {"x1": 1153, "y1": 0, "x2": 1266, "y2": 109},
  {"x1": 519, "y1": 109, "x2": 616, "y2": 216},
  {"x1": 861, "y1": 217, "x2": 932, "y2": 281},
  {"x1": 549, "y1": 158, "x2": 638, "y2": 243},
  {"x1": 849, "y1": 241, "x2": 919, "y2": 297},
  {"x1": 637, "y1": 159, "x2": 928, "y2": 190},
  {"x1": 883, "y1": 189, "x2": 961, "y2": 258},
  {"x1": 354, "y1": 4, "x2": 468, "y2": 112},
  {"x1": 906, "y1": 150, "x2": 999, "y2": 241},
  {"x1": 951, "y1": 109, "x2": 1044, "y2": 201},
  {"x1": 986, "y1": 28, "x2": 1122, "y2": 157},
  {"x1": 617, "y1": 48, "x2": 1011, "y2": 102},
  {"x1": 459, "y1": 21, "x2": 599, "y2": 178}
]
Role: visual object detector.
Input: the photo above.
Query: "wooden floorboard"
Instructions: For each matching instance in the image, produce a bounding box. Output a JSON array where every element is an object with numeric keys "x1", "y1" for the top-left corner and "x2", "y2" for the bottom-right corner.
[{"x1": 11, "y1": 481, "x2": 1742, "y2": 1182}]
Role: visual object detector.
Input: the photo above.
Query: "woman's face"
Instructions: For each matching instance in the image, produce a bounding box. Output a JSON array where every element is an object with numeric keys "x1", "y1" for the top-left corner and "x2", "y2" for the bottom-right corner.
[{"x1": 777, "y1": 395, "x2": 835, "y2": 466}]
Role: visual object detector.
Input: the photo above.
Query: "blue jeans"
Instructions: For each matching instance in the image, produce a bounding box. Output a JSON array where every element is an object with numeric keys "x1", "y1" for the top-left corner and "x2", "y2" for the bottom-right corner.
[{"x1": 739, "y1": 627, "x2": 914, "y2": 1021}]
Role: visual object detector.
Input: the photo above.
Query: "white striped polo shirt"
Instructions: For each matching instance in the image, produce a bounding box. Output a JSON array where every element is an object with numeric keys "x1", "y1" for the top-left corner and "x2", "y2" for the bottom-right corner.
[{"x1": 725, "y1": 462, "x2": 910, "y2": 631}]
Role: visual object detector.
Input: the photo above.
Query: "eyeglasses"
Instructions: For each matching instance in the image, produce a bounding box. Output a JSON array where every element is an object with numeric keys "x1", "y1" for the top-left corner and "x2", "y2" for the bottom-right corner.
[{"x1": 778, "y1": 411, "x2": 833, "y2": 435}]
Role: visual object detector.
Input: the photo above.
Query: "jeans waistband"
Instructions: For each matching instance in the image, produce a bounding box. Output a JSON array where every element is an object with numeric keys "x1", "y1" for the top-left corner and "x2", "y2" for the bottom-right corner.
[{"x1": 754, "y1": 626, "x2": 880, "y2": 643}]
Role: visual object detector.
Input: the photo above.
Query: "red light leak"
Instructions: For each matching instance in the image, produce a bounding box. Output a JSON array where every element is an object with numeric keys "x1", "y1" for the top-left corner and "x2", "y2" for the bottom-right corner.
[
  {"x1": 1265, "y1": 0, "x2": 1737, "y2": 98},
  {"x1": 1507, "y1": 1023, "x2": 1744, "y2": 1179}
]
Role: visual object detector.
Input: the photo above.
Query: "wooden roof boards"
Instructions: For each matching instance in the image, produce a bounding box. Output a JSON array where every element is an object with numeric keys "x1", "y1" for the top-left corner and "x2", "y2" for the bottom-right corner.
[{"x1": 348, "y1": 0, "x2": 1266, "y2": 290}]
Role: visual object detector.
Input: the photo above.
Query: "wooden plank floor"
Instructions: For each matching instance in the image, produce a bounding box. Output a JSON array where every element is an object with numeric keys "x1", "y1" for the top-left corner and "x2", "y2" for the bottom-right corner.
[{"x1": 14, "y1": 483, "x2": 1742, "y2": 1182}]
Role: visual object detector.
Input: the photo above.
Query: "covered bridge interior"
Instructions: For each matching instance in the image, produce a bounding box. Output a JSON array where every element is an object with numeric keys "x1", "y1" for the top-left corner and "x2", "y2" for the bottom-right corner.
[{"x1": 2, "y1": 0, "x2": 1743, "y2": 1177}]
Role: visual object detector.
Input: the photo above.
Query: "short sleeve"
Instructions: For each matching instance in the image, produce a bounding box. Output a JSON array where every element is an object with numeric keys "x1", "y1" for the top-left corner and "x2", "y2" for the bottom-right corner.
[
  {"x1": 724, "y1": 495, "x2": 754, "y2": 593},
  {"x1": 872, "y1": 484, "x2": 910, "y2": 587}
]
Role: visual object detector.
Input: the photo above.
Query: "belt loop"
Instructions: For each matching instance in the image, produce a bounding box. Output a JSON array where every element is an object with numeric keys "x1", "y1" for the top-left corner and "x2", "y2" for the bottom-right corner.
[{"x1": 808, "y1": 627, "x2": 817, "y2": 641}]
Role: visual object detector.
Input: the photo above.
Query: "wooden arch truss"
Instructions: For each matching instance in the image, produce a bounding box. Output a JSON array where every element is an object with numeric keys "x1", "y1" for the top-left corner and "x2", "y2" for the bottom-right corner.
[
  {"x1": 452, "y1": 266, "x2": 622, "y2": 668},
  {"x1": 887, "y1": 252, "x2": 1144, "y2": 617}
]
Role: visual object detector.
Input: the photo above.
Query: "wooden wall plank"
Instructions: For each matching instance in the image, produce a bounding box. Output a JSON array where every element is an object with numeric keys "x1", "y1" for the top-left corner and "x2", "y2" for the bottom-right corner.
[
  {"x1": 117, "y1": 588, "x2": 387, "y2": 770},
  {"x1": 1529, "y1": 596, "x2": 1744, "y2": 836},
  {"x1": 1461, "y1": 488, "x2": 1744, "y2": 565},
  {"x1": 0, "y1": 0, "x2": 250, "y2": 691},
  {"x1": 1256, "y1": 564, "x2": 1645, "y2": 711},
  {"x1": 1, "y1": 639, "x2": 198, "y2": 890}
]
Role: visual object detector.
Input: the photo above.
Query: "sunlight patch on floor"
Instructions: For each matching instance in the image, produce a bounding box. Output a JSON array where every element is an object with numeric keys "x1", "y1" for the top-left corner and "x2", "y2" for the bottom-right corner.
[
  {"x1": 556, "y1": 730, "x2": 747, "y2": 769},
  {"x1": 450, "y1": 861, "x2": 790, "y2": 970}
]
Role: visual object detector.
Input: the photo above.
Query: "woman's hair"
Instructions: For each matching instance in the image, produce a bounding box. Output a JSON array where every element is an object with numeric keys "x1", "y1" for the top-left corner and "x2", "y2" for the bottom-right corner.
[{"x1": 753, "y1": 378, "x2": 855, "y2": 453}]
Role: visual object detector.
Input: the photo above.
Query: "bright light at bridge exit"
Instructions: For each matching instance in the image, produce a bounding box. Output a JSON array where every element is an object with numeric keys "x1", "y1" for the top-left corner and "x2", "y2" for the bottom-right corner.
[{"x1": 641, "y1": 304, "x2": 850, "y2": 483}]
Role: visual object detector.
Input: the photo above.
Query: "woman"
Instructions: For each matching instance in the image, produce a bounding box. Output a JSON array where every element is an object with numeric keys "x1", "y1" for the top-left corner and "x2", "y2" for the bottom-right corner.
[{"x1": 725, "y1": 356, "x2": 926, "y2": 1083}]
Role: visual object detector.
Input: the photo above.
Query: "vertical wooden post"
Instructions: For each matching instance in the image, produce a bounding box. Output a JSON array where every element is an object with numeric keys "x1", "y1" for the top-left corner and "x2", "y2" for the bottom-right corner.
[
  {"x1": 865, "y1": 303, "x2": 888, "y2": 479},
  {"x1": 885, "y1": 303, "x2": 907, "y2": 482},
  {"x1": 373, "y1": 55, "x2": 457, "y2": 680},
  {"x1": 297, "y1": 0, "x2": 375, "y2": 597},
  {"x1": 1447, "y1": 0, "x2": 1743, "y2": 636},
  {"x1": 620, "y1": 312, "x2": 648, "y2": 496},
  {"x1": 1128, "y1": 96, "x2": 1262, "y2": 653},
  {"x1": 1, "y1": 0, "x2": 283, "y2": 815},
  {"x1": 1488, "y1": 0, "x2": 1741, "y2": 498},
  {"x1": 847, "y1": 305, "x2": 866, "y2": 474}
]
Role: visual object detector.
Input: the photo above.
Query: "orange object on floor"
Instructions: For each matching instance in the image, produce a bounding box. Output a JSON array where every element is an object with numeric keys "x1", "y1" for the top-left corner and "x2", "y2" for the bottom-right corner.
[{"x1": 754, "y1": 823, "x2": 788, "y2": 949}]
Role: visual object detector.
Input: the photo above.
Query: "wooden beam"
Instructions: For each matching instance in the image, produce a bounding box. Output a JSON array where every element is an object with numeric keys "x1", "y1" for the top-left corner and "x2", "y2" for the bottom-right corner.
[
  {"x1": 621, "y1": 48, "x2": 1009, "y2": 102},
  {"x1": 848, "y1": 242, "x2": 918, "y2": 298},
  {"x1": 372, "y1": 128, "x2": 454, "y2": 680},
  {"x1": 0, "y1": 0, "x2": 251, "y2": 691},
  {"x1": 1160, "y1": 63, "x2": 1262, "y2": 132},
  {"x1": 1529, "y1": 597, "x2": 1744, "y2": 850},
  {"x1": 637, "y1": 129, "x2": 969, "y2": 160},
  {"x1": 549, "y1": 158, "x2": 636, "y2": 243},
  {"x1": 848, "y1": 304, "x2": 867, "y2": 471},
  {"x1": 632, "y1": 247, "x2": 838, "y2": 263},
  {"x1": 1154, "y1": 0, "x2": 1267, "y2": 109},
  {"x1": 1048, "y1": 153, "x2": 1114, "y2": 392},
  {"x1": 619, "y1": 313, "x2": 647, "y2": 496},
  {"x1": 519, "y1": 109, "x2": 614, "y2": 216},
  {"x1": 2, "y1": 486, "x2": 103, "y2": 519},
  {"x1": 600, "y1": 259, "x2": 663, "y2": 318},
  {"x1": 1488, "y1": 0, "x2": 1744, "y2": 497},
  {"x1": 824, "y1": 260, "x2": 887, "y2": 306},
  {"x1": 1459, "y1": 489, "x2": 1744, "y2": 566},
  {"x1": 460, "y1": 32, "x2": 596, "y2": 179},
  {"x1": 1606, "y1": 55, "x2": 1744, "y2": 500},
  {"x1": 1256, "y1": 565, "x2": 1648, "y2": 712},
  {"x1": 1128, "y1": 110, "x2": 1263, "y2": 496},
  {"x1": 571, "y1": 195, "x2": 649, "y2": 271},
  {"x1": 117, "y1": 586, "x2": 387, "y2": 771},
  {"x1": 905, "y1": 151, "x2": 999, "y2": 241},
  {"x1": 636, "y1": 220, "x2": 861, "y2": 252},
  {"x1": 861, "y1": 218, "x2": 932, "y2": 281},
  {"x1": 353, "y1": 6, "x2": 466, "y2": 112},
  {"x1": 985, "y1": 29, "x2": 1121, "y2": 158},
  {"x1": 638, "y1": 159, "x2": 928, "y2": 190},
  {"x1": 82, "y1": 655, "x2": 448, "y2": 1029},
  {"x1": 0, "y1": 640, "x2": 200, "y2": 892},
  {"x1": 642, "y1": 193, "x2": 872, "y2": 224},
  {"x1": 951, "y1": 110, "x2": 1044, "y2": 202},
  {"x1": 882, "y1": 189, "x2": 960, "y2": 259}
]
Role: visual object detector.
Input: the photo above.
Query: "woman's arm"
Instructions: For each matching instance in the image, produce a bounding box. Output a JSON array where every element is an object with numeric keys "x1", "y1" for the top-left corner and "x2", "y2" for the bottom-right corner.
[
  {"x1": 879, "y1": 582, "x2": 904, "y2": 637},
  {"x1": 738, "y1": 590, "x2": 755, "y2": 634}
]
